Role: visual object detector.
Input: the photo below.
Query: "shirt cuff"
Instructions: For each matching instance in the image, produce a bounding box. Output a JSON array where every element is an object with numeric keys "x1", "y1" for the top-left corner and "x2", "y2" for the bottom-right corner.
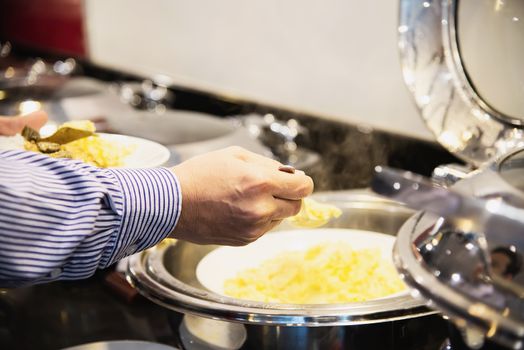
[{"x1": 104, "y1": 167, "x2": 182, "y2": 266}]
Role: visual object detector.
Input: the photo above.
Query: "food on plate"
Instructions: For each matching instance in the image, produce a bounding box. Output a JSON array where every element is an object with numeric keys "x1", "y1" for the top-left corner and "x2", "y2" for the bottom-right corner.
[
  {"x1": 287, "y1": 198, "x2": 342, "y2": 228},
  {"x1": 223, "y1": 241, "x2": 406, "y2": 304},
  {"x1": 22, "y1": 120, "x2": 132, "y2": 168}
]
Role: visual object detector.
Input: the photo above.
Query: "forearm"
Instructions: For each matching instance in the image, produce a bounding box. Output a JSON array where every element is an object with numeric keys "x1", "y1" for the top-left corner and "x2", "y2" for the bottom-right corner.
[{"x1": 0, "y1": 150, "x2": 181, "y2": 288}]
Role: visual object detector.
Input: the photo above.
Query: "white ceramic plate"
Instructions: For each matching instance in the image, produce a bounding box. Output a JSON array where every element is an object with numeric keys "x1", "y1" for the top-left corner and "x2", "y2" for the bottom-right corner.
[
  {"x1": 0, "y1": 133, "x2": 170, "y2": 168},
  {"x1": 99, "y1": 133, "x2": 170, "y2": 168},
  {"x1": 196, "y1": 228, "x2": 406, "y2": 299}
]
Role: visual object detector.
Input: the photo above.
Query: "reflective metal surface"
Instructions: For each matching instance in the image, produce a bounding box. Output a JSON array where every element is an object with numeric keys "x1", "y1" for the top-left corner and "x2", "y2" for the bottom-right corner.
[
  {"x1": 394, "y1": 214, "x2": 524, "y2": 349},
  {"x1": 372, "y1": 163, "x2": 524, "y2": 349},
  {"x1": 457, "y1": 0, "x2": 524, "y2": 121},
  {"x1": 397, "y1": 2, "x2": 524, "y2": 343},
  {"x1": 432, "y1": 163, "x2": 472, "y2": 188},
  {"x1": 373, "y1": 166, "x2": 524, "y2": 261},
  {"x1": 241, "y1": 113, "x2": 320, "y2": 169},
  {"x1": 129, "y1": 191, "x2": 448, "y2": 349},
  {"x1": 116, "y1": 77, "x2": 175, "y2": 113},
  {"x1": 499, "y1": 149, "x2": 524, "y2": 193},
  {"x1": 0, "y1": 58, "x2": 78, "y2": 100},
  {"x1": 399, "y1": 0, "x2": 524, "y2": 166}
]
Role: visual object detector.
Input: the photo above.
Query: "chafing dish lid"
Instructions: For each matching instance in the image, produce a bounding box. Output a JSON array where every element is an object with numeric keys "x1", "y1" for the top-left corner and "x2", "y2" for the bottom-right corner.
[{"x1": 400, "y1": 0, "x2": 524, "y2": 167}]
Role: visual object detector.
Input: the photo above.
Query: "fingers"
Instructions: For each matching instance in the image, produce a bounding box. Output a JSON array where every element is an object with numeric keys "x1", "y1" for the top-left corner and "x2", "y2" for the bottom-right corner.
[
  {"x1": 270, "y1": 170, "x2": 314, "y2": 200},
  {"x1": 227, "y1": 146, "x2": 314, "y2": 200},
  {"x1": 241, "y1": 149, "x2": 314, "y2": 200},
  {"x1": 0, "y1": 116, "x2": 21, "y2": 136},
  {"x1": 234, "y1": 219, "x2": 283, "y2": 246},
  {"x1": 267, "y1": 219, "x2": 283, "y2": 231},
  {"x1": 0, "y1": 111, "x2": 48, "y2": 136},
  {"x1": 173, "y1": 219, "x2": 283, "y2": 247},
  {"x1": 271, "y1": 197, "x2": 302, "y2": 219}
]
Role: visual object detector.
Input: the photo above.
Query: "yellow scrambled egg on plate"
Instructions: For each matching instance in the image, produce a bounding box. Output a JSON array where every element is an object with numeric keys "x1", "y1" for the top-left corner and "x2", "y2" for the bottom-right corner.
[
  {"x1": 24, "y1": 120, "x2": 132, "y2": 168},
  {"x1": 224, "y1": 241, "x2": 406, "y2": 304}
]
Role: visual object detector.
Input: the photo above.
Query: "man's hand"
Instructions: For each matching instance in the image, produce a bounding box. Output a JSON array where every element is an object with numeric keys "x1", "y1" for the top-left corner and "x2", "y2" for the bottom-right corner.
[
  {"x1": 0, "y1": 111, "x2": 48, "y2": 136},
  {"x1": 171, "y1": 146, "x2": 314, "y2": 246}
]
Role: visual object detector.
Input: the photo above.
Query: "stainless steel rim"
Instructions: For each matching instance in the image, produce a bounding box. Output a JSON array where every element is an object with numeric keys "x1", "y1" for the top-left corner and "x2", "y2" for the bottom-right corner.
[
  {"x1": 394, "y1": 211, "x2": 524, "y2": 347},
  {"x1": 128, "y1": 243, "x2": 436, "y2": 326}
]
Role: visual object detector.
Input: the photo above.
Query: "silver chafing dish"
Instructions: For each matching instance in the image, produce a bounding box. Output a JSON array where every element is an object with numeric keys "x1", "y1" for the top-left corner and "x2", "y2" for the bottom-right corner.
[
  {"x1": 373, "y1": 1, "x2": 524, "y2": 349},
  {"x1": 128, "y1": 191, "x2": 448, "y2": 350}
]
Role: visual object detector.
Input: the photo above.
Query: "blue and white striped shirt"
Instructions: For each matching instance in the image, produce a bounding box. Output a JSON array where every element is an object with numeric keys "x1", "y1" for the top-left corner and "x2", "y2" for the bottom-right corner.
[{"x1": 0, "y1": 150, "x2": 181, "y2": 288}]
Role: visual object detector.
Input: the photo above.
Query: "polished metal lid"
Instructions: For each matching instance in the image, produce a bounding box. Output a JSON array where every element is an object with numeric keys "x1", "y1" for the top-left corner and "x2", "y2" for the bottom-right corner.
[
  {"x1": 397, "y1": 1, "x2": 524, "y2": 346},
  {"x1": 399, "y1": 0, "x2": 524, "y2": 167}
]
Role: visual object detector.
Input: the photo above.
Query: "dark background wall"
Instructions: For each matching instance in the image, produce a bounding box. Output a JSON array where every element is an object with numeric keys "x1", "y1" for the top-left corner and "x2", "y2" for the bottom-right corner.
[{"x1": 0, "y1": 0, "x2": 86, "y2": 57}]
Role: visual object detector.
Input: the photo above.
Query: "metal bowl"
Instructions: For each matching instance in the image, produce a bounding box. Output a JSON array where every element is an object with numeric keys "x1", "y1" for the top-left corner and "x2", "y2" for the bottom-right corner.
[{"x1": 128, "y1": 190, "x2": 449, "y2": 350}]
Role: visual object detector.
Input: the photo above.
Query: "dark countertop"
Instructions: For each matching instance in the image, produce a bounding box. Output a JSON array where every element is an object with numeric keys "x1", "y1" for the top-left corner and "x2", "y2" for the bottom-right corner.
[{"x1": 0, "y1": 271, "x2": 181, "y2": 349}]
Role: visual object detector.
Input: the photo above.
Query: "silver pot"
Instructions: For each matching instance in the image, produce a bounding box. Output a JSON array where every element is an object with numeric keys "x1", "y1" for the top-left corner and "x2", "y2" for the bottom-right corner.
[{"x1": 127, "y1": 190, "x2": 449, "y2": 350}]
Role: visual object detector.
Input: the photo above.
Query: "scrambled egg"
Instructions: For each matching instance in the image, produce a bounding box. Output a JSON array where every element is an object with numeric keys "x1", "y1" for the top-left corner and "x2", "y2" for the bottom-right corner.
[
  {"x1": 287, "y1": 198, "x2": 342, "y2": 228},
  {"x1": 224, "y1": 242, "x2": 406, "y2": 304},
  {"x1": 24, "y1": 120, "x2": 131, "y2": 168},
  {"x1": 62, "y1": 135, "x2": 131, "y2": 168},
  {"x1": 61, "y1": 120, "x2": 97, "y2": 133}
]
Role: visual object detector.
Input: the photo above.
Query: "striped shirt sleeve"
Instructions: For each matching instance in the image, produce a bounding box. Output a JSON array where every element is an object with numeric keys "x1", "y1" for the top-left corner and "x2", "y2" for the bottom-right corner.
[{"x1": 0, "y1": 149, "x2": 181, "y2": 288}]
